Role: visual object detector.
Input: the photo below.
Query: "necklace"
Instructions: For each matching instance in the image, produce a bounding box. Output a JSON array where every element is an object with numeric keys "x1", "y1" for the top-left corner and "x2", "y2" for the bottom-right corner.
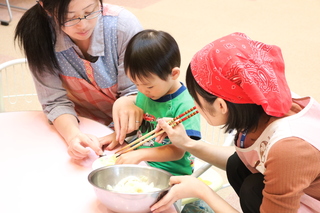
[{"x1": 240, "y1": 129, "x2": 247, "y2": 148}]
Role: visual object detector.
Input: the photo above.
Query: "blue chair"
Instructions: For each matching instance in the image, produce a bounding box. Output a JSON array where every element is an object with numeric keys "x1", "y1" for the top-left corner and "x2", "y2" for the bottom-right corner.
[{"x1": 178, "y1": 119, "x2": 236, "y2": 211}]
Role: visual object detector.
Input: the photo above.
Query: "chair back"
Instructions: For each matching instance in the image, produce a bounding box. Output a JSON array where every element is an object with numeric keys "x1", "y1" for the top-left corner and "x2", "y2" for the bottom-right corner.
[
  {"x1": 200, "y1": 115, "x2": 235, "y2": 147},
  {"x1": 178, "y1": 116, "x2": 236, "y2": 210},
  {"x1": 0, "y1": 58, "x2": 40, "y2": 112}
]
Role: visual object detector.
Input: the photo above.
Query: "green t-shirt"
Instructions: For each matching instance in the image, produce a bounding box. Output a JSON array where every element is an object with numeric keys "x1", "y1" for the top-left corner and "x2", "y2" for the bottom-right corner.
[{"x1": 135, "y1": 83, "x2": 201, "y2": 176}]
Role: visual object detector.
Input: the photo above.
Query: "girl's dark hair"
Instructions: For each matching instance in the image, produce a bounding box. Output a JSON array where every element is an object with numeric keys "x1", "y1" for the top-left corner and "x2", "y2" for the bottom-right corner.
[
  {"x1": 124, "y1": 29, "x2": 181, "y2": 81},
  {"x1": 14, "y1": 0, "x2": 102, "y2": 76},
  {"x1": 186, "y1": 64, "x2": 266, "y2": 134}
]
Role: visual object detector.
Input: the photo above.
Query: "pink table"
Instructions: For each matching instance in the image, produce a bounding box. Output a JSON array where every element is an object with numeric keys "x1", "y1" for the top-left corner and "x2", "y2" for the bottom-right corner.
[{"x1": 0, "y1": 111, "x2": 178, "y2": 213}]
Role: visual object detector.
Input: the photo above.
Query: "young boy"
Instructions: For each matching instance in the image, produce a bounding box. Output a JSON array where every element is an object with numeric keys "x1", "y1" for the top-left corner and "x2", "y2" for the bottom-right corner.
[{"x1": 100, "y1": 29, "x2": 201, "y2": 176}]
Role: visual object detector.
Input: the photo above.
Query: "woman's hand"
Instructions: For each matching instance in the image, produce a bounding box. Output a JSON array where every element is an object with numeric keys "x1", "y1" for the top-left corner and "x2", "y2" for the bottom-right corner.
[
  {"x1": 151, "y1": 176, "x2": 208, "y2": 213},
  {"x1": 67, "y1": 133, "x2": 102, "y2": 160},
  {"x1": 53, "y1": 114, "x2": 103, "y2": 159},
  {"x1": 112, "y1": 95, "x2": 143, "y2": 144},
  {"x1": 155, "y1": 118, "x2": 191, "y2": 149}
]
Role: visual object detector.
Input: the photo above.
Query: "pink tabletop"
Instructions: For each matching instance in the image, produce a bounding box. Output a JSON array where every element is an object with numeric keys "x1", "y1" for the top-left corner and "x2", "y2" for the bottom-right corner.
[{"x1": 0, "y1": 111, "x2": 178, "y2": 213}]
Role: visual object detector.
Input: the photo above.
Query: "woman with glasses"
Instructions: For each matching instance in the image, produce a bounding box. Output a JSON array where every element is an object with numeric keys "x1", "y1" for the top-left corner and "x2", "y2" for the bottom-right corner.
[{"x1": 15, "y1": 0, "x2": 143, "y2": 160}]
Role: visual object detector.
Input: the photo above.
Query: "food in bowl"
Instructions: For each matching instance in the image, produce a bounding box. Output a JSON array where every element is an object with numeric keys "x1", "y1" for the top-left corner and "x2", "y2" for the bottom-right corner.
[
  {"x1": 88, "y1": 165, "x2": 172, "y2": 213},
  {"x1": 107, "y1": 175, "x2": 160, "y2": 193}
]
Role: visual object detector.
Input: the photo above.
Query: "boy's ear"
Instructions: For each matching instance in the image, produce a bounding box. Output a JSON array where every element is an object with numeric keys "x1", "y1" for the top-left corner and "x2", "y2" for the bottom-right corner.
[{"x1": 171, "y1": 67, "x2": 180, "y2": 80}]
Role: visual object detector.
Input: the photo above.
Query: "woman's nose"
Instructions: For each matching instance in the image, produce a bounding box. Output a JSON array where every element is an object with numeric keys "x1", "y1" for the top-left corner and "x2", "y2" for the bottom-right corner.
[{"x1": 75, "y1": 19, "x2": 88, "y2": 28}]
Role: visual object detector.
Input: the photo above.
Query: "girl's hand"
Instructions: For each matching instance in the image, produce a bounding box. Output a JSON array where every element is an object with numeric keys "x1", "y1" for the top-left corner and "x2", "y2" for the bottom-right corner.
[
  {"x1": 98, "y1": 133, "x2": 119, "y2": 150},
  {"x1": 155, "y1": 118, "x2": 191, "y2": 149},
  {"x1": 112, "y1": 96, "x2": 143, "y2": 144},
  {"x1": 151, "y1": 176, "x2": 208, "y2": 213},
  {"x1": 67, "y1": 133, "x2": 102, "y2": 159}
]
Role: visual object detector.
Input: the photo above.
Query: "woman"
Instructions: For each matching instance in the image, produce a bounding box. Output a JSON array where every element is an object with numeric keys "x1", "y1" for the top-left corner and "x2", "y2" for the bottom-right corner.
[
  {"x1": 151, "y1": 32, "x2": 320, "y2": 213},
  {"x1": 15, "y1": 0, "x2": 144, "y2": 159}
]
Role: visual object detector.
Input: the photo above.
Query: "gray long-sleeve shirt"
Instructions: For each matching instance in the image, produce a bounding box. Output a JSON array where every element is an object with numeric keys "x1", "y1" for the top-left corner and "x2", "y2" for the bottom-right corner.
[{"x1": 32, "y1": 4, "x2": 143, "y2": 124}]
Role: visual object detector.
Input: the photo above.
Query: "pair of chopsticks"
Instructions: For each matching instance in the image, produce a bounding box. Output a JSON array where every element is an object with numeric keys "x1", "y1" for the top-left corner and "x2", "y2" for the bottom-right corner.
[{"x1": 115, "y1": 106, "x2": 199, "y2": 157}]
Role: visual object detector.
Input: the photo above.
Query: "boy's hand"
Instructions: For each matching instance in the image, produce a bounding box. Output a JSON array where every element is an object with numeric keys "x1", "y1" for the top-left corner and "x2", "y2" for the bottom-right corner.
[
  {"x1": 98, "y1": 133, "x2": 119, "y2": 150},
  {"x1": 115, "y1": 151, "x2": 143, "y2": 164}
]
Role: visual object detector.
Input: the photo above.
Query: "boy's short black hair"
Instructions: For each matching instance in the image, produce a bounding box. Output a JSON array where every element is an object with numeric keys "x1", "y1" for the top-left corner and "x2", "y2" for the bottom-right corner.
[{"x1": 124, "y1": 29, "x2": 181, "y2": 81}]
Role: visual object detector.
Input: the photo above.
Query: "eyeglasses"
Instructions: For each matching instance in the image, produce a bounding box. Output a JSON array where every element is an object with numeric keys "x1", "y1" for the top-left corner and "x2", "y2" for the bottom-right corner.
[{"x1": 63, "y1": 9, "x2": 102, "y2": 27}]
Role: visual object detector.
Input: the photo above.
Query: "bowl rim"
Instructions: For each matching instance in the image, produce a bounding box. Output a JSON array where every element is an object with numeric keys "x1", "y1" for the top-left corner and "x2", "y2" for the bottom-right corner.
[{"x1": 88, "y1": 164, "x2": 172, "y2": 194}]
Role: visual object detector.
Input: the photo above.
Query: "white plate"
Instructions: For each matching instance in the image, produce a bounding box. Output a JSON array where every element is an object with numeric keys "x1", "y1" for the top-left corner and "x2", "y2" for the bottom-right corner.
[{"x1": 92, "y1": 154, "x2": 117, "y2": 170}]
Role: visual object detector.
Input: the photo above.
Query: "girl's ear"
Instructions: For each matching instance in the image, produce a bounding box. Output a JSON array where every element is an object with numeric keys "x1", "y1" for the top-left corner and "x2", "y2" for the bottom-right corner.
[
  {"x1": 214, "y1": 98, "x2": 228, "y2": 114},
  {"x1": 171, "y1": 67, "x2": 180, "y2": 80}
]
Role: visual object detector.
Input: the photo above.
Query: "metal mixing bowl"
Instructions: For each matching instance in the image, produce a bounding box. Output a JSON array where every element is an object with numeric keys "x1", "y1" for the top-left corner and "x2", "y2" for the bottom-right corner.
[{"x1": 88, "y1": 165, "x2": 172, "y2": 213}]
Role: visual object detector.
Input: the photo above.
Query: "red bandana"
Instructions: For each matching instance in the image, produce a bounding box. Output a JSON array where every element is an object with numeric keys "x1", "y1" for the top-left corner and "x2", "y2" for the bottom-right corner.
[{"x1": 191, "y1": 32, "x2": 292, "y2": 117}]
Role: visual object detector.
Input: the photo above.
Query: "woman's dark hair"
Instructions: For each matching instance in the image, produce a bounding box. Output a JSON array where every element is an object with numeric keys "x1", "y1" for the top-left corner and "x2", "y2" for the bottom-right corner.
[
  {"x1": 124, "y1": 29, "x2": 181, "y2": 81},
  {"x1": 186, "y1": 64, "x2": 266, "y2": 134},
  {"x1": 14, "y1": 0, "x2": 102, "y2": 76}
]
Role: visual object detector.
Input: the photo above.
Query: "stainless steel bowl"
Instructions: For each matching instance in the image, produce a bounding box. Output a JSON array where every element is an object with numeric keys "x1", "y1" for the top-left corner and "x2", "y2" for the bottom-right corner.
[{"x1": 88, "y1": 165, "x2": 172, "y2": 213}]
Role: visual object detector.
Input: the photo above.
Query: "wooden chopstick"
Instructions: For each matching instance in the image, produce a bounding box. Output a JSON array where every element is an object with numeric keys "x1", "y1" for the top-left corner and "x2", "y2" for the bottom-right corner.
[
  {"x1": 115, "y1": 108, "x2": 198, "y2": 156},
  {"x1": 117, "y1": 110, "x2": 199, "y2": 155},
  {"x1": 115, "y1": 106, "x2": 196, "y2": 155}
]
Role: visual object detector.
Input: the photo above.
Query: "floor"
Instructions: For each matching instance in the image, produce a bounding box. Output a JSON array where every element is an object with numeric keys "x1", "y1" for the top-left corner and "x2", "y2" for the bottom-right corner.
[
  {"x1": 1, "y1": 0, "x2": 320, "y2": 101},
  {"x1": 1, "y1": 0, "x2": 320, "y2": 212}
]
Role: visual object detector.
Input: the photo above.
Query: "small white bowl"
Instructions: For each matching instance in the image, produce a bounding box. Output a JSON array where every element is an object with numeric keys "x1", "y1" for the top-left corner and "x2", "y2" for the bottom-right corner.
[{"x1": 92, "y1": 154, "x2": 117, "y2": 170}]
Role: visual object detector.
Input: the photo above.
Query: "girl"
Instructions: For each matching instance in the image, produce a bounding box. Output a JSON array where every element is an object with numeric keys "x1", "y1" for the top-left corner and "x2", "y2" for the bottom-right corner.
[{"x1": 151, "y1": 32, "x2": 320, "y2": 213}]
